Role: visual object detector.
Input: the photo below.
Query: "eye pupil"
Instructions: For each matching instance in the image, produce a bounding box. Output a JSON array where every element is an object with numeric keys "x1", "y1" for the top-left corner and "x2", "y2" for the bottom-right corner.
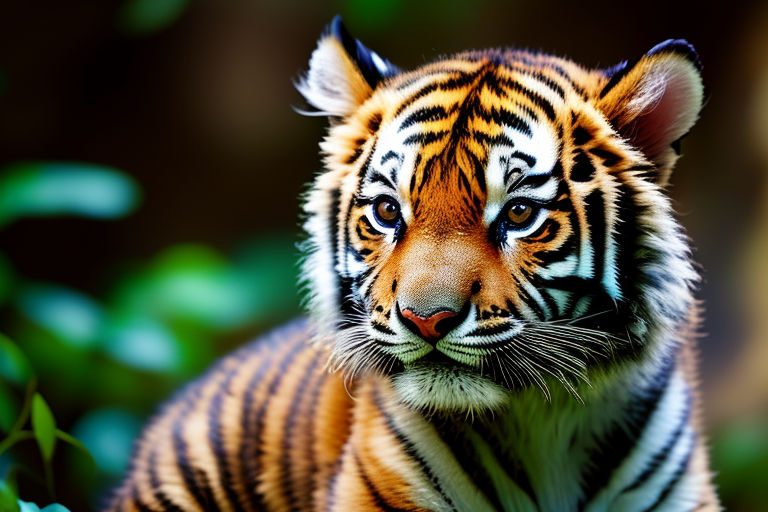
[
  {"x1": 374, "y1": 196, "x2": 401, "y2": 226},
  {"x1": 507, "y1": 202, "x2": 533, "y2": 225}
]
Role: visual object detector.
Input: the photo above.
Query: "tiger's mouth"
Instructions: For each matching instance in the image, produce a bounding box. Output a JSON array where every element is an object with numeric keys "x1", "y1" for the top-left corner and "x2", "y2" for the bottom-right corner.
[{"x1": 389, "y1": 318, "x2": 632, "y2": 402}]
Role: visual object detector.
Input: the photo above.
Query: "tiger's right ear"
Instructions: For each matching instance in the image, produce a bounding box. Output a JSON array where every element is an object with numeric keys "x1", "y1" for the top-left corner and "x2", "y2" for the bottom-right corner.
[{"x1": 296, "y1": 16, "x2": 399, "y2": 117}]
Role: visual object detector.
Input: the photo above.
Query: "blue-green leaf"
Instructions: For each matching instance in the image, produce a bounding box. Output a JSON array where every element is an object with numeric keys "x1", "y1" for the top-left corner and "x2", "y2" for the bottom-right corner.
[
  {"x1": 16, "y1": 285, "x2": 104, "y2": 349},
  {"x1": 70, "y1": 409, "x2": 141, "y2": 476},
  {"x1": 40, "y1": 506, "x2": 70, "y2": 512},
  {"x1": 0, "y1": 334, "x2": 34, "y2": 386},
  {"x1": 102, "y1": 317, "x2": 182, "y2": 372},
  {"x1": 0, "y1": 162, "x2": 139, "y2": 226},
  {"x1": 31, "y1": 394, "x2": 56, "y2": 462}
]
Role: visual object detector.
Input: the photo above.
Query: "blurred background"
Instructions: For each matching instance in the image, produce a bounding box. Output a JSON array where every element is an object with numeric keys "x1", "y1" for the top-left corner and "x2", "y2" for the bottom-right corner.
[{"x1": 0, "y1": 0, "x2": 766, "y2": 510}]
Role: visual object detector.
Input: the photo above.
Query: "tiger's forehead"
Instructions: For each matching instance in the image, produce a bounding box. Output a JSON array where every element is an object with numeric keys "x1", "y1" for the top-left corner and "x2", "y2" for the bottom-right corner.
[{"x1": 362, "y1": 63, "x2": 562, "y2": 227}]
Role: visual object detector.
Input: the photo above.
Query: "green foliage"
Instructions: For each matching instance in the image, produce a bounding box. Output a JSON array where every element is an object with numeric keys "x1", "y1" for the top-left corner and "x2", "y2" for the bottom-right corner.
[
  {"x1": 118, "y1": 0, "x2": 190, "y2": 35},
  {"x1": 0, "y1": 159, "x2": 300, "y2": 507},
  {"x1": 17, "y1": 287, "x2": 103, "y2": 350},
  {"x1": 711, "y1": 418, "x2": 768, "y2": 509},
  {"x1": 0, "y1": 481, "x2": 20, "y2": 512},
  {"x1": 0, "y1": 162, "x2": 139, "y2": 227}
]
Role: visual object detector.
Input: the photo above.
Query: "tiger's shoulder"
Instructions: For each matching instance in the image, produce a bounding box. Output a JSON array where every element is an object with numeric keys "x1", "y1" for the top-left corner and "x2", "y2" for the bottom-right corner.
[{"x1": 107, "y1": 318, "x2": 355, "y2": 511}]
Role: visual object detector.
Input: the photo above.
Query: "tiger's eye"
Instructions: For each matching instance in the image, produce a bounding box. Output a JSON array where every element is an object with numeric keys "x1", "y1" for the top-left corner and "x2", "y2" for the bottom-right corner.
[
  {"x1": 373, "y1": 196, "x2": 400, "y2": 227},
  {"x1": 507, "y1": 202, "x2": 533, "y2": 225}
]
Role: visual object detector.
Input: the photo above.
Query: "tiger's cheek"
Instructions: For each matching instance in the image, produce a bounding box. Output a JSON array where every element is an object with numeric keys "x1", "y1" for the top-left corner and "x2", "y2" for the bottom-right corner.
[{"x1": 367, "y1": 254, "x2": 401, "y2": 320}]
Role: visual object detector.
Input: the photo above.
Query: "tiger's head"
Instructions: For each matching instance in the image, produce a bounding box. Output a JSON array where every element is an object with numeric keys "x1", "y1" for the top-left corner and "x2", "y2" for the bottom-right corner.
[{"x1": 298, "y1": 17, "x2": 704, "y2": 413}]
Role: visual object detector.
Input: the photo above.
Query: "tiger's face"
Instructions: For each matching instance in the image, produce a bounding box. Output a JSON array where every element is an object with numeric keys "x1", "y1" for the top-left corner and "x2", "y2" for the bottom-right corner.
[{"x1": 299, "y1": 18, "x2": 704, "y2": 413}]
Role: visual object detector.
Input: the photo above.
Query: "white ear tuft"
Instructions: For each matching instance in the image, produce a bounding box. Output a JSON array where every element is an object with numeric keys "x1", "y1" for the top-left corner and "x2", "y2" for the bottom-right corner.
[{"x1": 296, "y1": 16, "x2": 399, "y2": 118}]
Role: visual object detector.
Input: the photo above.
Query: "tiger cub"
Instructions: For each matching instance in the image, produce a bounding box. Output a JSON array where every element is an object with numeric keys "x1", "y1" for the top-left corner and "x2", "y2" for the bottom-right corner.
[{"x1": 109, "y1": 16, "x2": 720, "y2": 512}]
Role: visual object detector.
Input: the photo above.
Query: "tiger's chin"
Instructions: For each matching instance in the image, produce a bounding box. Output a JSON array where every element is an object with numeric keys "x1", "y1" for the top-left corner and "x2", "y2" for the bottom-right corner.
[{"x1": 390, "y1": 362, "x2": 511, "y2": 416}]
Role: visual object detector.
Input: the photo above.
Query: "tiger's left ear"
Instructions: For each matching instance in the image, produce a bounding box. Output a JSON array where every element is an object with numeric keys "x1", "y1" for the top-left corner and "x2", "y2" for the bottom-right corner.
[
  {"x1": 296, "y1": 16, "x2": 399, "y2": 117},
  {"x1": 597, "y1": 40, "x2": 704, "y2": 185}
]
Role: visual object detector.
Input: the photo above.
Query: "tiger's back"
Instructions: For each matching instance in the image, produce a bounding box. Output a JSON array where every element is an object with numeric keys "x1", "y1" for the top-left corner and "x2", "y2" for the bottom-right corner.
[{"x1": 109, "y1": 320, "x2": 346, "y2": 511}]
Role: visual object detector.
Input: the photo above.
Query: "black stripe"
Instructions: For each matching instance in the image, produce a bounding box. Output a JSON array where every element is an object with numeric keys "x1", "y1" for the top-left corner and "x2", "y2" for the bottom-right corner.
[
  {"x1": 570, "y1": 150, "x2": 596, "y2": 182},
  {"x1": 464, "y1": 147, "x2": 487, "y2": 193},
  {"x1": 130, "y1": 486, "x2": 157, "y2": 512},
  {"x1": 148, "y1": 448, "x2": 186, "y2": 511},
  {"x1": 242, "y1": 338, "x2": 306, "y2": 511},
  {"x1": 512, "y1": 274, "x2": 547, "y2": 321},
  {"x1": 473, "y1": 131, "x2": 516, "y2": 148},
  {"x1": 579, "y1": 356, "x2": 676, "y2": 504},
  {"x1": 466, "y1": 323, "x2": 515, "y2": 337},
  {"x1": 589, "y1": 147, "x2": 622, "y2": 168},
  {"x1": 301, "y1": 368, "x2": 329, "y2": 510},
  {"x1": 497, "y1": 77, "x2": 556, "y2": 121},
  {"x1": 531, "y1": 232, "x2": 576, "y2": 266},
  {"x1": 394, "y1": 71, "x2": 481, "y2": 118},
  {"x1": 172, "y1": 388, "x2": 218, "y2": 509},
  {"x1": 372, "y1": 387, "x2": 458, "y2": 512},
  {"x1": 583, "y1": 189, "x2": 606, "y2": 284},
  {"x1": 403, "y1": 130, "x2": 448, "y2": 145},
  {"x1": 641, "y1": 437, "x2": 695, "y2": 512},
  {"x1": 509, "y1": 172, "x2": 550, "y2": 193},
  {"x1": 623, "y1": 392, "x2": 692, "y2": 493},
  {"x1": 354, "y1": 451, "x2": 417, "y2": 512},
  {"x1": 531, "y1": 70, "x2": 566, "y2": 99},
  {"x1": 398, "y1": 105, "x2": 449, "y2": 131},
  {"x1": 371, "y1": 322, "x2": 396, "y2": 335},
  {"x1": 476, "y1": 106, "x2": 532, "y2": 137},
  {"x1": 328, "y1": 187, "x2": 342, "y2": 309},
  {"x1": 380, "y1": 151, "x2": 402, "y2": 167},
  {"x1": 208, "y1": 368, "x2": 245, "y2": 511},
  {"x1": 599, "y1": 58, "x2": 639, "y2": 99},
  {"x1": 510, "y1": 150, "x2": 536, "y2": 168},
  {"x1": 429, "y1": 422, "x2": 506, "y2": 512},
  {"x1": 369, "y1": 170, "x2": 397, "y2": 190},
  {"x1": 282, "y1": 351, "x2": 323, "y2": 511},
  {"x1": 237, "y1": 351, "x2": 274, "y2": 512}
]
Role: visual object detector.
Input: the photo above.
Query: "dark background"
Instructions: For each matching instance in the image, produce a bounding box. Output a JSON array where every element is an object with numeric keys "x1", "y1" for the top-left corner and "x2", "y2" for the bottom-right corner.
[{"x1": 0, "y1": 1, "x2": 767, "y2": 510}]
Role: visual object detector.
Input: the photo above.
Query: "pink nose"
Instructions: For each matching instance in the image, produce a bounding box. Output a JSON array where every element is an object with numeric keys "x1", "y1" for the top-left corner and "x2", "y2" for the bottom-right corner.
[{"x1": 399, "y1": 308, "x2": 460, "y2": 342}]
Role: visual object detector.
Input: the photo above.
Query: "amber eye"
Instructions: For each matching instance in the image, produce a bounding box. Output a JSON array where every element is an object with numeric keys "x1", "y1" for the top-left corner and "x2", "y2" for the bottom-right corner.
[
  {"x1": 372, "y1": 195, "x2": 401, "y2": 228},
  {"x1": 506, "y1": 201, "x2": 534, "y2": 226}
]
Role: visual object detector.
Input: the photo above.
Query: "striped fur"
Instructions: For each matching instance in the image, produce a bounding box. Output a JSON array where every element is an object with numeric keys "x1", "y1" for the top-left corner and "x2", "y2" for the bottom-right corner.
[{"x1": 110, "y1": 17, "x2": 719, "y2": 511}]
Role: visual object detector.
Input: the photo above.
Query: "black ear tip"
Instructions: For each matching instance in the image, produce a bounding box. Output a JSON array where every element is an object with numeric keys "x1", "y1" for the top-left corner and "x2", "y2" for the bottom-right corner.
[
  {"x1": 647, "y1": 39, "x2": 702, "y2": 72},
  {"x1": 326, "y1": 15, "x2": 346, "y2": 41},
  {"x1": 325, "y1": 15, "x2": 354, "y2": 51}
]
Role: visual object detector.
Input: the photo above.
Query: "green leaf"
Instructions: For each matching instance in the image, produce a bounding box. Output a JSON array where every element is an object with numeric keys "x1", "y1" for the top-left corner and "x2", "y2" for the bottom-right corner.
[
  {"x1": 0, "y1": 334, "x2": 34, "y2": 386},
  {"x1": 0, "y1": 162, "x2": 140, "y2": 226},
  {"x1": 113, "y1": 245, "x2": 253, "y2": 329},
  {"x1": 0, "y1": 481, "x2": 19, "y2": 512},
  {"x1": 31, "y1": 394, "x2": 56, "y2": 462},
  {"x1": 119, "y1": 0, "x2": 190, "y2": 35},
  {"x1": 54, "y1": 430, "x2": 95, "y2": 471},
  {"x1": 16, "y1": 285, "x2": 104, "y2": 349}
]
